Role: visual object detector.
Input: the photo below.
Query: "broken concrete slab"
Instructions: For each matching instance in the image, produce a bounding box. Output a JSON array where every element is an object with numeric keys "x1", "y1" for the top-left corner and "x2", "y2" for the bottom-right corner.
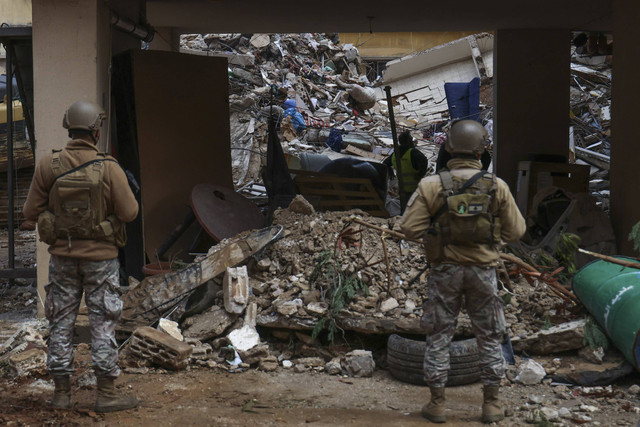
[
  {"x1": 511, "y1": 319, "x2": 586, "y2": 354},
  {"x1": 183, "y1": 306, "x2": 237, "y2": 342}
]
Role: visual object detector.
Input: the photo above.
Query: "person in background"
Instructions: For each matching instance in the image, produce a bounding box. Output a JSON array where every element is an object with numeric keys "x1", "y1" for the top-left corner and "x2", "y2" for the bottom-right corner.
[
  {"x1": 401, "y1": 119, "x2": 525, "y2": 424},
  {"x1": 383, "y1": 130, "x2": 429, "y2": 202},
  {"x1": 23, "y1": 101, "x2": 139, "y2": 413},
  {"x1": 282, "y1": 98, "x2": 306, "y2": 135}
]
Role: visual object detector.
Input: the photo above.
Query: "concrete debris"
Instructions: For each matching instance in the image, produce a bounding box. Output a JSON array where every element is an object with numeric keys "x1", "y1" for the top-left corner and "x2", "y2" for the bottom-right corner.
[
  {"x1": 258, "y1": 355, "x2": 279, "y2": 372},
  {"x1": 227, "y1": 324, "x2": 260, "y2": 352},
  {"x1": 294, "y1": 357, "x2": 325, "y2": 368},
  {"x1": 516, "y1": 358, "x2": 547, "y2": 385},
  {"x1": 223, "y1": 265, "x2": 250, "y2": 314},
  {"x1": 324, "y1": 357, "x2": 342, "y2": 375},
  {"x1": 237, "y1": 343, "x2": 270, "y2": 365},
  {"x1": 0, "y1": 324, "x2": 46, "y2": 361},
  {"x1": 158, "y1": 318, "x2": 184, "y2": 342},
  {"x1": 8, "y1": 348, "x2": 47, "y2": 377},
  {"x1": 511, "y1": 319, "x2": 586, "y2": 354},
  {"x1": 127, "y1": 326, "x2": 193, "y2": 371},
  {"x1": 341, "y1": 350, "x2": 375, "y2": 378},
  {"x1": 182, "y1": 306, "x2": 237, "y2": 342},
  {"x1": 287, "y1": 195, "x2": 315, "y2": 215},
  {"x1": 578, "y1": 346, "x2": 605, "y2": 364}
]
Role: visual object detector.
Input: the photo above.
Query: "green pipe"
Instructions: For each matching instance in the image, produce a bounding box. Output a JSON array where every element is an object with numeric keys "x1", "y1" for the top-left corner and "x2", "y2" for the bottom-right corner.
[{"x1": 573, "y1": 257, "x2": 640, "y2": 370}]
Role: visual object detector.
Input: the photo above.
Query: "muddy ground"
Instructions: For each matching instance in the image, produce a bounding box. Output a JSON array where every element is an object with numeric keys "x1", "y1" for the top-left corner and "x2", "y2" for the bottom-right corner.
[{"x1": 1, "y1": 354, "x2": 640, "y2": 427}]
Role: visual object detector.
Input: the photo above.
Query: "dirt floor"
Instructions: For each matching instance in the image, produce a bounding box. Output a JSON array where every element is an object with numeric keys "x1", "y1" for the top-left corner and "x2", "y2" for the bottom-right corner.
[{"x1": 2, "y1": 341, "x2": 640, "y2": 426}]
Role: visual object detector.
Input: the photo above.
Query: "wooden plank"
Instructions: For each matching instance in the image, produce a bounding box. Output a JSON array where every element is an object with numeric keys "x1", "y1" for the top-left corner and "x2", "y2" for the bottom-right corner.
[
  {"x1": 293, "y1": 172, "x2": 388, "y2": 217},
  {"x1": 344, "y1": 145, "x2": 386, "y2": 161}
]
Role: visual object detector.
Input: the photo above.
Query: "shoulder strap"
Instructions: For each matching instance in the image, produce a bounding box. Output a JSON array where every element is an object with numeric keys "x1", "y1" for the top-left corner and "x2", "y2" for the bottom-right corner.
[
  {"x1": 439, "y1": 171, "x2": 454, "y2": 193},
  {"x1": 432, "y1": 171, "x2": 490, "y2": 222},
  {"x1": 52, "y1": 158, "x2": 118, "y2": 185}
]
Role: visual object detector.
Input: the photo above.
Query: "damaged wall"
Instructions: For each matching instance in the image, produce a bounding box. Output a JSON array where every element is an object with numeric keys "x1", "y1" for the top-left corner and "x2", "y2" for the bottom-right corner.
[{"x1": 375, "y1": 34, "x2": 493, "y2": 125}]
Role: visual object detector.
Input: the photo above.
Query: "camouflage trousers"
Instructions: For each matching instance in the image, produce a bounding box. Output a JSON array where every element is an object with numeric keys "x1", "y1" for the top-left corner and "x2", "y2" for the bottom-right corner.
[
  {"x1": 421, "y1": 264, "x2": 506, "y2": 387},
  {"x1": 45, "y1": 255, "x2": 123, "y2": 378}
]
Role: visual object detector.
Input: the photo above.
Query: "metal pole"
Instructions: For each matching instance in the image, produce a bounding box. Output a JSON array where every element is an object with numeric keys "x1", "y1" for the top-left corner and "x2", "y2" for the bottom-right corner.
[
  {"x1": 384, "y1": 85, "x2": 407, "y2": 212},
  {"x1": 6, "y1": 40, "x2": 15, "y2": 287},
  {"x1": 8, "y1": 43, "x2": 35, "y2": 153}
]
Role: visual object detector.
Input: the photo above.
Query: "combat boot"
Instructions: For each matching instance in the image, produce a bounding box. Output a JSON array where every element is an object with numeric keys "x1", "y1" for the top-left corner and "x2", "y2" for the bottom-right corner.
[
  {"x1": 51, "y1": 375, "x2": 71, "y2": 409},
  {"x1": 421, "y1": 386, "x2": 446, "y2": 423},
  {"x1": 95, "y1": 376, "x2": 139, "y2": 413},
  {"x1": 482, "y1": 385, "x2": 505, "y2": 423}
]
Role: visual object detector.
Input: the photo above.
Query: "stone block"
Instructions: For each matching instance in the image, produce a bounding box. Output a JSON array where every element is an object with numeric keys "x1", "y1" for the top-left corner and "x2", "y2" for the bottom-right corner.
[
  {"x1": 128, "y1": 326, "x2": 193, "y2": 371},
  {"x1": 342, "y1": 349, "x2": 375, "y2": 377}
]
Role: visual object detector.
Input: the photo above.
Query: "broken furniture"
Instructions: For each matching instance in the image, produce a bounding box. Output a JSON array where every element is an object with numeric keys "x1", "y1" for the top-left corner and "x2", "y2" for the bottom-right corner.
[{"x1": 291, "y1": 169, "x2": 388, "y2": 217}]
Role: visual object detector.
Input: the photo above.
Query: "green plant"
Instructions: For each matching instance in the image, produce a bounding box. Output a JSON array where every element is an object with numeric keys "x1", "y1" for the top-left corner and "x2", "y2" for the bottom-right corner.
[
  {"x1": 309, "y1": 250, "x2": 368, "y2": 343},
  {"x1": 541, "y1": 316, "x2": 552, "y2": 331},
  {"x1": 555, "y1": 232, "x2": 581, "y2": 274},
  {"x1": 583, "y1": 316, "x2": 609, "y2": 350},
  {"x1": 629, "y1": 220, "x2": 640, "y2": 253}
]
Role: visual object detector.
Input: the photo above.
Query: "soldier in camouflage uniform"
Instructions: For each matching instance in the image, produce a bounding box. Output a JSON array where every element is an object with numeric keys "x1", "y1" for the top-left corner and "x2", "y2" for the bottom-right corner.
[
  {"x1": 23, "y1": 101, "x2": 139, "y2": 412},
  {"x1": 401, "y1": 120, "x2": 525, "y2": 424}
]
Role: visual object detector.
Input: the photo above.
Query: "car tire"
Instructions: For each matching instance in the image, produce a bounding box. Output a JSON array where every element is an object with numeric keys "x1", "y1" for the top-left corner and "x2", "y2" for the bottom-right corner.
[{"x1": 387, "y1": 334, "x2": 481, "y2": 386}]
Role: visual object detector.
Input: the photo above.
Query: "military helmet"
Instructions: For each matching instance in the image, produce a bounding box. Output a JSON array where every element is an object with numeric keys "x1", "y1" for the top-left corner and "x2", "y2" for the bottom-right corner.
[
  {"x1": 445, "y1": 119, "x2": 488, "y2": 155},
  {"x1": 62, "y1": 101, "x2": 105, "y2": 132}
]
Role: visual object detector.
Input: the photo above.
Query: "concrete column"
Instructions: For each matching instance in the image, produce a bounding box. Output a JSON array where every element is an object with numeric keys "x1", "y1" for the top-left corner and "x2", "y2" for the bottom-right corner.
[
  {"x1": 32, "y1": 0, "x2": 111, "y2": 316},
  {"x1": 493, "y1": 29, "x2": 570, "y2": 194},
  {"x1": 611, "y1": 1, "x2": 640, "y2": 255}
]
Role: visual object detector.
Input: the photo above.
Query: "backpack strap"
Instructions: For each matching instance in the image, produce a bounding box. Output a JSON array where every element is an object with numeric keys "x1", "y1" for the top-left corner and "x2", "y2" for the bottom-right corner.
[
  {"x1": 432, "y1": 171, "x2": 489, "y2": 222},
  {"x1": 439, "y1": 171, "x2": 454, "y2": 195},
  {"x1": 51, "y1": 158, "x2": 118, "y2": 185}
]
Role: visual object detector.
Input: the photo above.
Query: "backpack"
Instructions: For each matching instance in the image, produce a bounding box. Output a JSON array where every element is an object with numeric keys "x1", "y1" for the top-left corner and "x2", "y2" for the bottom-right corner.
[
  {"x1": 46, "y1": 150, "x2": 126, "y2": 247},
  {"x1": 423, "y1": 170, "x2": 501, "y2": 262}
]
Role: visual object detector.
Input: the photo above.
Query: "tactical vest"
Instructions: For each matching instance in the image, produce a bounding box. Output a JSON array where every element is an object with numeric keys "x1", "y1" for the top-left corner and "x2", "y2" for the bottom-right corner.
[
  {"x1": 46, "y1": 150, "x2": 126, "y2": 247},
  {"x1": 391, "y1": 148, "x2": 421, "y2": 193},
  {"x1": 436, "y1": 170, "x2": 500, "y2": 246}
]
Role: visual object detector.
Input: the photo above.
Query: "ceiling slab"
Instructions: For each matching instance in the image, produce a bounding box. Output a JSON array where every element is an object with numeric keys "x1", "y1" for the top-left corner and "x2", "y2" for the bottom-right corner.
[{"x1": 147, "y1": 0, "x2": 612, "y2": 34}]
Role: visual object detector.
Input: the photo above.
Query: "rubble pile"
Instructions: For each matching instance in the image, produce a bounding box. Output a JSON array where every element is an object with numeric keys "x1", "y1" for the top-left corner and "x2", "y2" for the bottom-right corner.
[
  {"x1": 180, "y1": 33, "x2": 438, "y2": 190},
  {"x1": 569, "y1": 50, "x2": 612, "y2": 211}
]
